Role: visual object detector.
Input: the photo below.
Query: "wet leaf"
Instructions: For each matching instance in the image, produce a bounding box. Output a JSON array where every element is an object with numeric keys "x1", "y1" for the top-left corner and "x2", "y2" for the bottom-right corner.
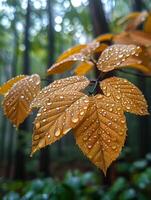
[
  {"x1": 3, "y1": 74, "x2": 41, "y2": 127},
  {"x1": 74, "y1": 62, "x2": 94, "y2": 75},
  {"x1": 47, "y1": 42, "x2": 99, "y2": 75},
  {"x1": 117, "y1": 12, "x2": 140, "y2": 26},
  {"x1": 97, "y1": 44, "x2": 142, "y2": 72},
  {"x1": 31, "y1": 76, "x2": 89, "y2": 108},
  {"x1": 125, "y1": 11, "x2": 148, "y2": 31},
  {"x1": 56, "y1": 44, "x2": 87, "y2": 63},
  {"x1": 74, "y1": 95, "x2": 127, "y2": 174},
  {"x1": 113, "y1": 31, "x2": 151, "y2": 47},
  {"x1": 129, "y1": 31, "x2": 151, "y2": 47},
  {"x1": 144, "y1": 14, "x2": 151, "y2": 34},
  {"x1": 0, "y1": 75, "x2": 26, "y2": 95},
  {"x1": 94, "y1": 33, "x2": 113, "y2": 43},
  {"x1": 32, "y1": 92, "x2": 89, "y2": 155},
  {"x1": 47, "y1": 53, "x2": 88, "y2": 74},
  {"x1": 100, "y1": 77, "x2": 148, "y2": 115}
]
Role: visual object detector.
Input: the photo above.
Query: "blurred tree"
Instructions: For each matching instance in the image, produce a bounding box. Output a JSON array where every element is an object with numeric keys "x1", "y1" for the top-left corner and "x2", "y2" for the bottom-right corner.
[
  {"x1": 39, "y1": 0, "x2": 55, "y2": 177},
  {"x1": 132, "y1": 0, "x2": 150, "y2": 157},
  {"x1": 14, "y1": 0, "x2": 32, "y2": 179}
]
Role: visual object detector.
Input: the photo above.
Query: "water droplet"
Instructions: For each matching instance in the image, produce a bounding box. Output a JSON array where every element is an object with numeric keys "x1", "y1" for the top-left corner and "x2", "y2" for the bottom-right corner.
[
  {"x1": 38, "y1": 139, "x2": 45, "y2": 148},
  {"x1": 112, "y1": 145, "x2": 116, "y2": 150},
  {"x1": 35, "y1": 122, "x2": 40, "y2": 129},
  {"x1": 126, "y1": 105, "x2": 130, "y2": 110},
  {"x1": 121, "y1": 119, "x2": 125, "y2": 124},
  {"x1": 47, "y1": 102, "x2": 52, "y2": 106},
  {"x1": 116, "y1": 95, "x2": 121, "y2": 100},
  {"x1": 84, "y1": 99, "x2": 89, "y2": 103},
  {"x1": 54, "y1": 129, "x2": 61, "y2": 137},
  {"x1": 80, "y1": 111, "x2": 84, "y2": 116},
  {"x1": 106, "y1": 93, "x2": 111, "y2": 97},
  {"x1": 88, "y1": 144, "x2": 92, "y2": 149},
  {"x1": 72, "y1": 118, "x2": 79, "y2": 123},
  {"x1": 97, "y1": 95, "x2": 103, "y2": 99},
  {"x1": 34, "y1": 135, "x2": 39, "y2": 140},
  {"x1": 21, "y1": 95, "x2": 24, "y2": 99}
]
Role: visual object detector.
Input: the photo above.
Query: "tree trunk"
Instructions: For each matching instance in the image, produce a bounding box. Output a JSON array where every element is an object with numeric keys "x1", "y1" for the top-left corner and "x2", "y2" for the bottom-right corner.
[
  {"x1": 88, "y1": 0, "x2": 110, "y2": 78},
  {"x1": 132, "y1": 0, "x2": 149, "y2": 157},
  {"x1": 5, "y1": 10, "x2": 19, "y2": 179},
  {"x1": 39, "y1": 0, "x2": 55, "y2": 177},
  {"x1": 14, "y1": 0, "x2": 31, "y2": 179}
]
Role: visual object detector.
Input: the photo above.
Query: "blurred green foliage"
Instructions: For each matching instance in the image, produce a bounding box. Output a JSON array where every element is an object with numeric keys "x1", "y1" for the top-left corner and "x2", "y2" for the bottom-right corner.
[{"x1": 1, "y1": 154, "x2": 151, "y2": 200}]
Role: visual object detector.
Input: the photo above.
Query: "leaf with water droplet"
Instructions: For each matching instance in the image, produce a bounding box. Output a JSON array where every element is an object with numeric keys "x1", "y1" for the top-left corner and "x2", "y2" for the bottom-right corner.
[
  {"x1": 100, "y1": 77, "x2": 149, "y2": 115},
  {"x1": 47, "y1": 41, "x2": 100, "y2": 75},
  {"x1": 97, "y1": 44, "x2": 142, "y2": 72},
  {"x1": 3, "y1": 74, "x2": 41, "y2": 127},
  {"x1": 74, "y1": 62, "x2": 94, "y2": 75},
  {"x1": 74, "y1": 95, "x2": 127, "y2": 175},
  {"x1": 31, "y1": 76, "x2": 89, "y2": 108},
  {"x1": 0, "y1": 75, "x2": 26, "y2": 95},
  {"x1": 31, "y1": 92, "x2": 89, "y2": 155}
]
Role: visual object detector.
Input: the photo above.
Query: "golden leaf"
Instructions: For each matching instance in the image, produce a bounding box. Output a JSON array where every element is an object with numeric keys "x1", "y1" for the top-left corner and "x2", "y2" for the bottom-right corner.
[
  {"x1": 32, "y1": 92, "x2": 89, "y2": 155},
  {"x1": 47, "y1": 53, "x2": 88, "y2": 74},
  {"x1": 80, "y1": 41, "x2": 100, "y2": 56},
  {"x1": 144, "y1": 14, "x2": 151, "y2": 34},
  {"x1": 129, "y1": 31, "x2": 151, "y2": 47},
  {"x1": 93, "y1": 43, "x2": 108, "y2": 54},
  {"x1": 3, "y1": 74, "x2": 41, "y2": 127},
  {"x1": 74, "y1": 62, "x2": 94, "y2": 75},
  {"x1": 0, "y1": 75, "x2": 26, "y2": 95},
  {"x1": 74, "y1": 95, "x2": 127, "y2": 174},
  {"x1": 125, "y1": 11, "x2": 148, "y2": 31},
  {"x1": 31, "y1": 76, "x2": 89, "y2": 108},
  {"x1": 113, "y1": 31, "x2": 151, "y2": 47},
  {"x1": 97, "y1": 44, "x2": 142, "y2": 72},
  {"x1": 117, "y1": 12, "x2": 140, "y2": 26},
  {"x1": 56, "y1": 44, "x2": 87, "y2": 62},
  {"x1": 100, "y1": 77, "x2": 148, "y2": 115},
  {"x1": 47, "y1": 42, "x2": 99, "y2": 75},
  {"x1": 94, "y1": 33, "x2": 113, "y2": 43}
]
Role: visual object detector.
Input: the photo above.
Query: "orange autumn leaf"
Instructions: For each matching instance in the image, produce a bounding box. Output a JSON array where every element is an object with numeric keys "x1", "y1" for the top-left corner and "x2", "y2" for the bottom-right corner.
[
  {"x1": 100, "y1": 77, "x2": 148, "y2": 115},
  {"x1": 93, "y1": 43, "x2": 108, "y2": 54},
  {"x1": 117, "y1": 12, "x2": 140, "y2": 26},
  {"x1": 0, "y1": 75, "x2": 26, "y2": 95},
  {"x1": 129, "y1": 31, "x2": 151, "y2": 47},
  {"x1": 113, "y1": 31, "x2": 151, "y2": 47},
  {"x1": 74, "y1": 95, "x2": 127, "y2": 174},
  {"x1": 31, "y1": 76, "x2": 89, "y2": 108},
  {"x1": 74, "y1": 62, "x2": 94, "y2": 75},
  {"x1": 125, "y1": 11, "x2": 148, "y2": 31},
  {"x1": 94, "y1": 33, "x2": 113, "y2": 43},
  {"x1": 56, "y1": 44, "x2": 87, "y2": 63},
  {"x1": 144, "y1": 14, "x2": 151, "y2": 34},
  {"x1": 3, "y1": 74, "x2": 41, "y2": 127},
  {"x1": 47, "y1": 53, "x2": 89, "y2": 74},
  {"x1": 47, "y1": 41, "x2": 100, "y2": 75},
  {"x1": 97, "y1": 44, "x2": 142, "y2": 72},
  {"x1": 31, "y1": 92, "x2": 89, "y2": 155}
]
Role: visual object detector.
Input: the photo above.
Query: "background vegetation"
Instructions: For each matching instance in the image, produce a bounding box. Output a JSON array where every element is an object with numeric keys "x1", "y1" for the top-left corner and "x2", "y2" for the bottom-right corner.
[{"x1": 0, "y1": 0, "x2": 151, "y2": 199}]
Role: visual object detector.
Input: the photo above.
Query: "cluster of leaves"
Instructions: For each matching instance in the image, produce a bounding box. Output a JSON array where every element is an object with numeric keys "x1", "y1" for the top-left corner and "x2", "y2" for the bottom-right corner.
[
  {"x1": 0, "y1": 11, "x2": 151, "y2": 174},
  {"x1": 1, "y1": 154, "x2": 151, "y2": 200}
]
